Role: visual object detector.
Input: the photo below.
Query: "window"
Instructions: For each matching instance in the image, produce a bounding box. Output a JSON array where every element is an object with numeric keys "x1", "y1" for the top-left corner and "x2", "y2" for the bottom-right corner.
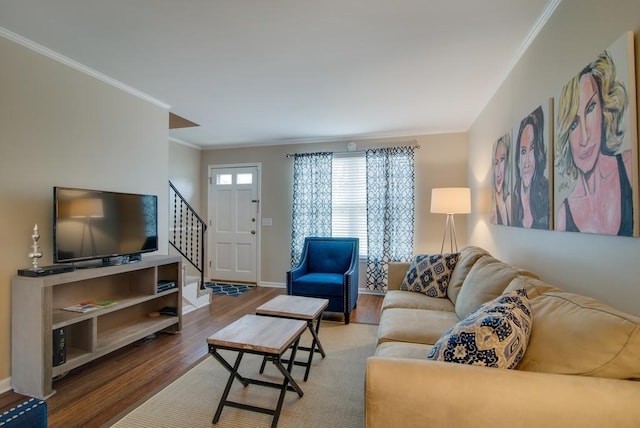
[
  {"x1": 236, "y1": 173, "x2": 253, "y2": 184},
  {"x1": 332, "y1": 153, "x2": 367, "y2": 257},
  {"x1": 216, "y1": 174, "x2": 232, "y2": 185}
]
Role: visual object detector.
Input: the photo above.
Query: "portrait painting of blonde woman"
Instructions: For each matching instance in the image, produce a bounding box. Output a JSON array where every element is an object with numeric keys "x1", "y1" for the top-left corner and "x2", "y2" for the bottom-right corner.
[
  {"x1": 491, "y1": 132, "x2": 513, "y2": 226},
  {"x1": 554, "y1": 32, "x2": 638, "y2": 236}
]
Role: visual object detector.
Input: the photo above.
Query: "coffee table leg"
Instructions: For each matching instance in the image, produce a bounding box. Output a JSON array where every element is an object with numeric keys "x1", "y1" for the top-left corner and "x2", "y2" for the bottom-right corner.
[
  {"x1": 270, "y1": 336, "x2": 304, "y2": 428},
  {"x1": 211, "y1": 350, "x2": 245, "y2": 424},
  {"x1": 311, "y1": 316, "x2": 326, "y2": 358},
  {"x1": 300, "y1": 316, "x2": 326, "y2": 381},
  {"x1": 259, "y1": 355, "x2": 269, "y2": 374}
]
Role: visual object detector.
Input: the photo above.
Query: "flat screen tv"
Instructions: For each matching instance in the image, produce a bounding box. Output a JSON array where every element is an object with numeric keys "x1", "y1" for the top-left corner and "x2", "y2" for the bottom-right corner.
[{"x1": 53, "y1": 187, "x2": 158, "y2": 266}]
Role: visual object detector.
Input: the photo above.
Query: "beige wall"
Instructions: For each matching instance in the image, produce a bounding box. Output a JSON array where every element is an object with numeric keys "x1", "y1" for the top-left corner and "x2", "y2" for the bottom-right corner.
[
  {"x1": 467, "y1": 0, "x2": 640, "y2": 316},
  {"x1": 0, "y1": 37, "x2": 168, "y2": 383},
  {"x1": 169, "y1": 141, "x2": 202, "y2": 211},
  {"x1": 202, "y1": 133, "x2": 468, "y2": 285},
  {"x1": 169, "y1": 141, "x2": 203, "y2": 277}
]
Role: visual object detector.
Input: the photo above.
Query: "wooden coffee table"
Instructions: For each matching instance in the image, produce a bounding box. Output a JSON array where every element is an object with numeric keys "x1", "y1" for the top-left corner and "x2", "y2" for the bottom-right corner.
[
  {"x1": 256, "y1": 295, "x2": 329, "y2": 381},
  {"x1": 206, "y1": 314, "x2": 307, "y2": 428}
]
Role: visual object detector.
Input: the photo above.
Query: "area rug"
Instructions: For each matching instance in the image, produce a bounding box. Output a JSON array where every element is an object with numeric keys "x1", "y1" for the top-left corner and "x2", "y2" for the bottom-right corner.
[
  {"x1": 112, "y1": 322, "x2": 377, "y2": 428},
  {"x1": 205, "y1": 282, "x2": 256, "y2": 296}
]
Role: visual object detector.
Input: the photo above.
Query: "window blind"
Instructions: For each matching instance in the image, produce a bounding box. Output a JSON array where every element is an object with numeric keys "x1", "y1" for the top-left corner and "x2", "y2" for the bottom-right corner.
[{"x1": 332, "y1": 153, "x2": 367, "y2": 257}]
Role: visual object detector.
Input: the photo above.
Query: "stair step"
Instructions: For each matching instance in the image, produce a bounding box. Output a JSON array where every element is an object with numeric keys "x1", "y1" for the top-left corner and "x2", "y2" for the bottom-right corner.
[{"x1": 182, "y1": 278, "x2": 210, "y2": 312}]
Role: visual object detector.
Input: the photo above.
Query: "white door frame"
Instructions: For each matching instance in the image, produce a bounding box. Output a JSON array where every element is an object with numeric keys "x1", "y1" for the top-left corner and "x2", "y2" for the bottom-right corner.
[{"x1": 207, "y1": 162, "x2": 262, "y2": 285}]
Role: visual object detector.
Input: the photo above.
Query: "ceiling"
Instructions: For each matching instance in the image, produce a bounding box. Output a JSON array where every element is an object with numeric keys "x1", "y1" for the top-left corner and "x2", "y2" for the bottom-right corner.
[{"x1": 0, "y1": 1, "x2": 557, "y2": 149}]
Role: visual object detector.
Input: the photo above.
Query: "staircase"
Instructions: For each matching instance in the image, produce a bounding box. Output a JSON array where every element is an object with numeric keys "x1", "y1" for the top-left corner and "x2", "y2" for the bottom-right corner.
[
  {"x1": 169, "y1": 181, "x2": 210, "y2": 313},
  {"x1": 182, "y1": 273, "x2": 211, "y2": 314}
]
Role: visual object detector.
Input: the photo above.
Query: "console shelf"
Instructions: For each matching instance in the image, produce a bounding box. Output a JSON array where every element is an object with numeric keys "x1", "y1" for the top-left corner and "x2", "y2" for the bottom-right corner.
[{"x1": 11, "y1": 255, "x2": 182, "y2": 398}]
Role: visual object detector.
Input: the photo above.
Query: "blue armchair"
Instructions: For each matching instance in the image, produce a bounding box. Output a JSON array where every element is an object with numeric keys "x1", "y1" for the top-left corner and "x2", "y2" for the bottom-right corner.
[{"x1": 287, "y1": 237, "x2": 359, "y2": 324}]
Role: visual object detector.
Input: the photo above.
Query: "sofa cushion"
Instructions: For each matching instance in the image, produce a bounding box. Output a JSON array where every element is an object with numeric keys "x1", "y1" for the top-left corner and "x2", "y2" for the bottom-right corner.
[
  {"x1": 381, "y1": 290, "x2": 455, "y2": 313},
  {"x1": 504, "y1": 275, "x2": 562, "y2": 298},
  {"x1": 427, "y1": 289, "x2": 532, "y2": 369},
  {"x1": 400, "y1": 253, "x2": 459, "y2": 297},
  {"x1": 455, "y1": 255, "x2": 538, "y2": 319},
  {"x1": 388, "y1": 262, "x2": 411, "y2": 291},
  {"x1": 374, "y1": 341, "x2": 434, "y2": 359},
  {"x1": 377, "y1": 308, "x2": 459, "y2": 346},
  {"x1": 518, "y1": 291, "x2": 640, "y2": 379},
  {"x1": 447, "y1": 246, "x2": 490, "y2": 305}
]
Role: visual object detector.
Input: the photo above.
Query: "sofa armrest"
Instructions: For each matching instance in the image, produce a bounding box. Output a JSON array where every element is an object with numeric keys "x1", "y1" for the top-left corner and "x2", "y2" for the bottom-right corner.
[
  {"x1": 387, "y1": 262, "x2": 410, "y2": 290},
  {"x1": 365, "y1": 357, "x2": 640, "y2": 428}
]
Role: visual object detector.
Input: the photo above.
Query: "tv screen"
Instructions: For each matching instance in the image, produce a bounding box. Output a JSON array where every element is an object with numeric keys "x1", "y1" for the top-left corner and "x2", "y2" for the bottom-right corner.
[{"x1": 53, "y1": 187, "x2": 158, "y2": 264}]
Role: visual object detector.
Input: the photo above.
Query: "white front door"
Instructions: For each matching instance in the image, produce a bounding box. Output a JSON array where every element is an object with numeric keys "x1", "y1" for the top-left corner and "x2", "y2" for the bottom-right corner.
[{"x1": 208, "y1": 166, "x2": 259, "y2": 283}]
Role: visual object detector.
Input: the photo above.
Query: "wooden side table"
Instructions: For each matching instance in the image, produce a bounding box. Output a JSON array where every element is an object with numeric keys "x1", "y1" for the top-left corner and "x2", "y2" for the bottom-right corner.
[
  {"x1": 256, "y1": 295, "x2": 329, "y2": 381},
  {"x1": 206, "y1": 314, "x2": 307, "y2": 428}
]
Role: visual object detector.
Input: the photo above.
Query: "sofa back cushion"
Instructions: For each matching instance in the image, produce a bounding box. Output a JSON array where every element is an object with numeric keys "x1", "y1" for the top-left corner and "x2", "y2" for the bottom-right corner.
[
  {"x1": 447, "y1": 246, "x2": 490, "y2": 305},
  {"x1": 518, "y1": 291, "x2": 640, "y2": 379},
  {"x1": 388, "y1": 262, "x2": 411, "y2": 291},
  {"x1": 504, "y1": 276, "x2": 561, "y2": 298},
  {"x1": 454, "y1": 255, "x2": 538, "y2": 319}
]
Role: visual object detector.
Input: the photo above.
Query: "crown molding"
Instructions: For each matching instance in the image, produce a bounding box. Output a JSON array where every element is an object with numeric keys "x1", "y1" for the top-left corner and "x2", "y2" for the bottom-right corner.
[
  {"x1": 169, "y1": 136, "x2": 202, "y2": 150},
  {"x1": 481, "y1": 0, "x2": 562, "y2": 115},
  {"x1": 0, "y1": 25, "x2": 171, "y2": 110},
  {"x1": 200, "y1": 127, "x2": 466, "y2": 150}
]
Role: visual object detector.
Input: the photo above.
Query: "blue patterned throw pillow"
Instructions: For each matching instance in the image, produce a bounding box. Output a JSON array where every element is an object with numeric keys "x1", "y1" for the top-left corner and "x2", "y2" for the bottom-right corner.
[
  {"x1": 400, "y1": 253, "x2": 459, "y2": 297},
  {"x1": 427, "y1": 289, "x2": 532, "y2": 369}
]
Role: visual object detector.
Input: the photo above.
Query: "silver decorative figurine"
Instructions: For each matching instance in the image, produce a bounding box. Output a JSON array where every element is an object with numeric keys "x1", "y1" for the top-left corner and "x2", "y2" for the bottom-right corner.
[{"x1": 28, "y1": 224, "x2": 43, "y2": 270}]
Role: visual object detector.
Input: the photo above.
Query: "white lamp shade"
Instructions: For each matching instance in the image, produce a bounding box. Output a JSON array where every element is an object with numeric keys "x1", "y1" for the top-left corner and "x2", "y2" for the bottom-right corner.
[
  {"x1": 62, "y1": 198, "x2": 105, "y2": 218},
  {"x1": 430, "y1": 187, "x2": 471, "y2": 214}
]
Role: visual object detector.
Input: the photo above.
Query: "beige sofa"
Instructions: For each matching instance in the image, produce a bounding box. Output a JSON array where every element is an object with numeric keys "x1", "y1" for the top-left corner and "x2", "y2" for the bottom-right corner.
[{"x1": 365, "y1": 246, "x2": 640, "y2": 427}]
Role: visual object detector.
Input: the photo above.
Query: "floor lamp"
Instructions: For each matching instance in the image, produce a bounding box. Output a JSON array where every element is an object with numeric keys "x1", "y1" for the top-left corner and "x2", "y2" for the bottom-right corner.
[
  {"x1": 69, "y1": 198, "x2": 104, "y2": 256},
  {"x1": 430, "y1": 187, "x2": 471, "y2": 254}
]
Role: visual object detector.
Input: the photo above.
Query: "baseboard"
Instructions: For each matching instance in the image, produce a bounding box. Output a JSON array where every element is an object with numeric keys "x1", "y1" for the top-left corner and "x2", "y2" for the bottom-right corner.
[
  {"x1": 258, "y1": 282, "x2": 379, "y2": 296},
  {"x1": 0, "y1": 377, "x2": 11, "y2": 395},
  {"x1": 358, "y1": 288, "x2": 385, "y2": 295},
  {"x1": 258, "y1": 282, "x2": 285, "y2": 288}
]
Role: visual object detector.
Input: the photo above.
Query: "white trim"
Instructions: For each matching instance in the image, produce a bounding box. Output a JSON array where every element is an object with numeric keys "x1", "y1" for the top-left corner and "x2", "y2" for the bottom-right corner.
[
  {"x1": 169, "y1": 136, "x2": 201, "y2": 150},
  {"x1": 201, "y1": 129, "x2": 462, "y2": 150},
  {"x1": 258, "y1": 281, "x2": 286, "y2": 288},
  {"x1": 207, "y1": 163, "x2": 262, "y2": 285},
  {"x1": 0, "y1": 25, "x2": 171, "y2": 110},
  {"x1": 0, "y1": 376, "x2": 11, "y2": 394},
  {"x1": 259, "y1": 281, "x2": 379, "y2": 297},
  {"x1": 481, "y1": 0, "x2": 562, "y2": 112},
  {"x1": 358, "y1": 288, "x2": 385, "y2": 296}
]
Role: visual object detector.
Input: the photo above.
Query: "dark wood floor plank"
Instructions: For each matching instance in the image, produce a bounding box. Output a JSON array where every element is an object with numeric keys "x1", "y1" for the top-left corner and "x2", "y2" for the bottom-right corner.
[{"x1": 0, "y1": 286, "x2": 382, "y2": 428}]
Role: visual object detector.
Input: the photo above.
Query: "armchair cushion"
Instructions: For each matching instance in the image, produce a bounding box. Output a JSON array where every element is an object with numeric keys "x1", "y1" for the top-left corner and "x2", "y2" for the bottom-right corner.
[
  {"x1": 400, "y1": 253, "x2": 459, "y2": 297},
  {"x1": 292, "y1": 273, "x2": 345, "y2": 297}
]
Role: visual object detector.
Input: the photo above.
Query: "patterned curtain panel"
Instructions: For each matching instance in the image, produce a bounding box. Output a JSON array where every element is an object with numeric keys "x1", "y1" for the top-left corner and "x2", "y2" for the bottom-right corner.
[
  {"x1": 291, "y1": 152, "x2": 333, "y2": 266},
  {"x1": 366, "y1": 146, "x2": 415, "y2": 291}
]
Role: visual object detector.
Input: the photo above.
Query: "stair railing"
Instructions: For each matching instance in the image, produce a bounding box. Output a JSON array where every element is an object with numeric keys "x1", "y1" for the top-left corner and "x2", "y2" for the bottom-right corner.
[{"x1": 169, "y1": 181, "x2": 207, "y2": 288}]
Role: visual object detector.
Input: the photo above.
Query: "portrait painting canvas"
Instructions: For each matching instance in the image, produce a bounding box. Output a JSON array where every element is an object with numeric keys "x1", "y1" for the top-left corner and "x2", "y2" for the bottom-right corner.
[
  {"x1": 491, "y1": 131, "x2": 513, "y2": 226},
  {"x1": 553, "y1": 31, "x2": 638, "y2": 236},
  {"x1": 511, "y1": 100, "x2": 553, "y2": 230}
]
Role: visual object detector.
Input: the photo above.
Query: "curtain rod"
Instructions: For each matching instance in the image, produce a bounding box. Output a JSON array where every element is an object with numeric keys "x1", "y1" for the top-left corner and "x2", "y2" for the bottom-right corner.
[{"x1": 285, "y1": 143, "x2": 420, "y2": 158}]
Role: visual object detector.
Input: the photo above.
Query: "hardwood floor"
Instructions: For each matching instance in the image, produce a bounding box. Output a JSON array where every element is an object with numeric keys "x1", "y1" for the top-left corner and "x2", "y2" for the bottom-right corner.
[{"x1": 0, "y1": 287, "x2": 382, "y2": 427}]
